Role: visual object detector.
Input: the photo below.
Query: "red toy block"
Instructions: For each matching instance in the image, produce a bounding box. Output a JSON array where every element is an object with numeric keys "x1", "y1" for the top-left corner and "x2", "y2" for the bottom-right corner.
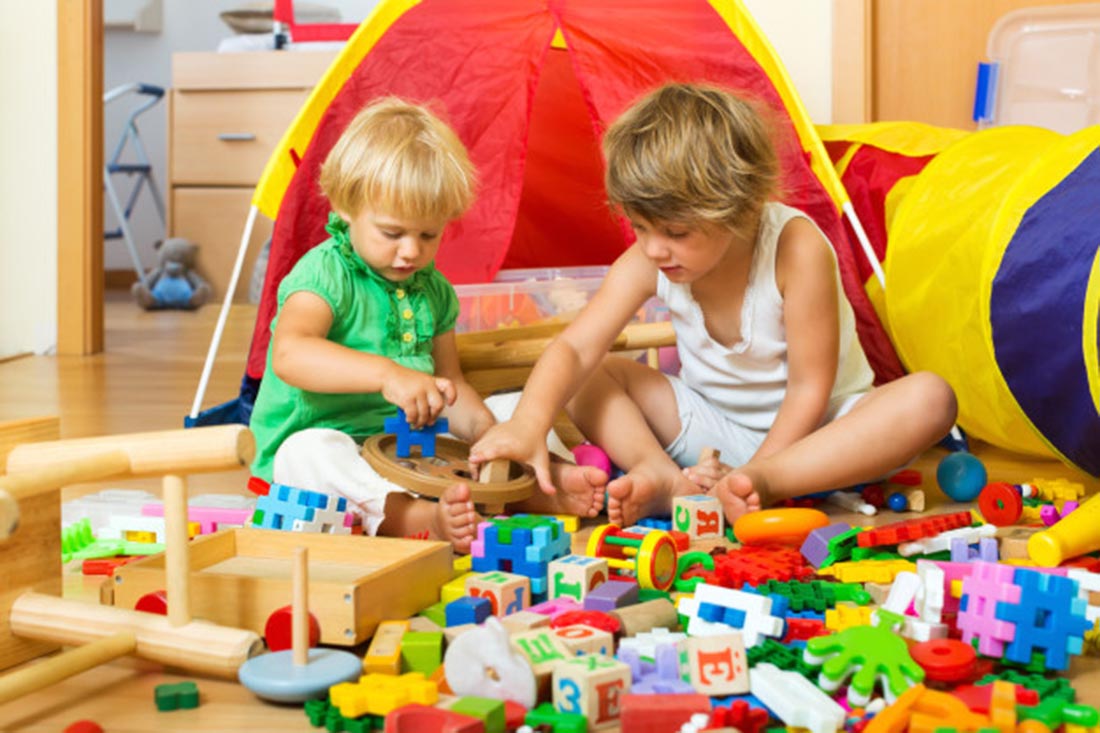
[
  {"x1": 712, "y1": 544, "x2": 814, "y2": 588},
  {"x1": 383, "y1": 703, "x2": 485, "y2": 732},
  {"x1": 709, "y1": 699, "x2": 770, "y2": 733},
  {"x1": 782, "y1": 617, "x2": 828, "y2": 642},
  {"x1": 888, "y1": 469, "x2": 923, "y2": 486},
  {"x1": 503, "y1": 700, "x2": 528, "y2": 730},
  {"x1": 618, "y1": 693, "x2": 711, "y2": 732},
  {"x1": 950, "y1": 683, "x2": 1038, "y2": 713},
  {"x1": 82, "y1": 556, "x2": 141, "y2": 575},
  {"x1": 135, "y1": 590, "x2": 168, "y2": 615},
  {"x1": 247, "y1": 475, "x2": 270, "y2": 496},
  {"x1": 549, "y1": 609, "x2": 622, "y2": 637},
  {"x1": 856, "y1": 511, "x2": 972, "y2": 548}
]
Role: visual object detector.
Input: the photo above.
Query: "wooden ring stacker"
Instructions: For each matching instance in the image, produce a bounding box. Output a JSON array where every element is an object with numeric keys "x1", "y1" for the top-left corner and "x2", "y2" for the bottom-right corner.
[{"x1": 360, "y1": 434, "x2": 536, "y2": 514}]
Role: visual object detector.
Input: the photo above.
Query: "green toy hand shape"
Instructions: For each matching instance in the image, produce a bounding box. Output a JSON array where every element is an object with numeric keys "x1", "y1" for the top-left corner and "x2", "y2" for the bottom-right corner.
[{"x1": 803, "y1": 610, "x2": 925, "y2": 706}]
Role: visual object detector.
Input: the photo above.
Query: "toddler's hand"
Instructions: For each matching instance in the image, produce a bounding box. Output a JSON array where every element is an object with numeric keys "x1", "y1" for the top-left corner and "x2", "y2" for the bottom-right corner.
[
  {"x1": 382, "y1": 368, "x2": 456, "y2": 428},
  {"x1": 682, "y1": 449, "x2": 732, "y2": 492},
  {"x1": 470, "y1": 419, "x2": 555, "y2": 495}
]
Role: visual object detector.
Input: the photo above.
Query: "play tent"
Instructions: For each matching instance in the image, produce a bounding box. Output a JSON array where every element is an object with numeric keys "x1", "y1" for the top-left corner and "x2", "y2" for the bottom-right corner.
[{"x1": 189, "y1": 0, "x2": 901, "y2": 427}]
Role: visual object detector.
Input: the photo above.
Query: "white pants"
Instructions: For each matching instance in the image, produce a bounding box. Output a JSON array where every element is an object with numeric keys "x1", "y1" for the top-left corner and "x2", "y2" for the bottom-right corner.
[{"x1": 271, "y1": 392, "x2": 573, "y2": 536}]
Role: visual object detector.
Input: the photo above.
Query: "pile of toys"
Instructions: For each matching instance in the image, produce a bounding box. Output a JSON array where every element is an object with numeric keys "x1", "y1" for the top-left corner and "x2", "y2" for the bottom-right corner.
[{"x1": 275, "y1": 478, "x2": 1100, "y2": 733}]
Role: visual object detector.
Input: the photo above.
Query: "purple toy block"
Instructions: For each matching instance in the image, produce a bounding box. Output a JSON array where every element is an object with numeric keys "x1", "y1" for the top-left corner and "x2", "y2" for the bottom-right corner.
[
  {"x1": 583, "y1": 580, "x2": 639, "y2": 612},
  {"x1": 619, "y1": 642, "x2": 695, "y2": 694},
  {"x1": 800, "y1": 522, "x2": 852, "y2": 568}
]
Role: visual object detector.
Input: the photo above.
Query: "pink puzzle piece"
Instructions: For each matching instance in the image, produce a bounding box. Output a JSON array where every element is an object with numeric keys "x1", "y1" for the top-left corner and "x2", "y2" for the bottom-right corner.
[{"x1": 956, "y1": 561, "x2": 1020, "y2": 657}]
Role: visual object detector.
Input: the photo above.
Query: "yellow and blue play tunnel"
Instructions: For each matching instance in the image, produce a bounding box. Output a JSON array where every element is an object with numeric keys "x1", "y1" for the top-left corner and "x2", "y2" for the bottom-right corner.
[{"x1": 884, "y1": 125, "x2": 1100, "y2": 476}]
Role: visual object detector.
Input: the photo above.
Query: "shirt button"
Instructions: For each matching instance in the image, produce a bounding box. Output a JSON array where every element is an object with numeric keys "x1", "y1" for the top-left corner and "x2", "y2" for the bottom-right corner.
[
  {"x1": 402, "y1": 332, "x2": 413, "y2": 343},
  {"x1": 402, "y1": 308, "x2": 413, "y2": 320},
  {"x1": 395, "y1": 289, "x2": 406, "y2": 299}
]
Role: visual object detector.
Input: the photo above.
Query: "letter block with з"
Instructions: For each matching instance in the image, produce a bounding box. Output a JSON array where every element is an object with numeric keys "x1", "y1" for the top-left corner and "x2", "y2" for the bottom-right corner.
[
  {"x1": 548, "y1": 554, "x2": 609, "y2": 602},
  {"x1": 551, "y1": 623, "x2": 614, "y2": 657},
  {"x1": 673, "y1": 494, "x2": 725, "y2": 540},
  {"x1": 464, "y1": 570, "x2": 531, "y2": 616},
  {"x1": 685, "y1": 632, "x2": 749, "y2": 695},
  {"x1": 552, "y1": 654, "x2": 632, "y2": 728}
]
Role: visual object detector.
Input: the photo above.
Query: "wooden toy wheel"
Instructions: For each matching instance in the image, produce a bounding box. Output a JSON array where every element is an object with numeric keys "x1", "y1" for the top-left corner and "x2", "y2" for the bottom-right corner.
[
  {"x1": 636, "y1": 531, "x2": 678, "y2": 591},
  {"x1": 360, "y1": 434, "x2": 536, "y2": 506}
]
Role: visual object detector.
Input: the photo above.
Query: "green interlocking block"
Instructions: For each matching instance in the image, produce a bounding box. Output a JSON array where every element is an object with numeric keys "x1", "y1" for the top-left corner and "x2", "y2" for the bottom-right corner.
[
  {"x1": 524, "y1": 702, "x2": 587, "y2": 733},
  {"x1": 976, "y1": 669, "x2": 1075, "y2": 702},
  {"x1": 637, "y1": 587, "x2": 671, "y2": 604},
  {"x1": 451, "y1": 696, "x2": 506, "y2": 733},
  {"x1": 304, "y1": 699, "x2": 383, "y2": 732},
  {"x1": 154, "y1": 681, "x2": 199, "y2": 711},
  {"x1": 400, "y1": 630, "x2": 443, "y2": 675},
  {"x1": 747, "y1": 637, "x2": 821, "y2": 680}
]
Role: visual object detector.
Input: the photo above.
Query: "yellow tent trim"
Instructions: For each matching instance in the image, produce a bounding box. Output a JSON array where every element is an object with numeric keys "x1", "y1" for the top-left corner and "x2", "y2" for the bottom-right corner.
[
  {"x1": 817, "y1": 122, "x2": 968, "y2": 158},
  {"x1": 832, "y1": 141, "x2": 861, "y2": 179},
  {"x1": 551, "y1": 28, "x2": 566, "y2": 49},
  {"x1": 1085, "y1": 247, "x2": 1100, "y2": 415},
  {"x1": 252, "y1": 0, "x2": 421, "y2": 218},
  {"x1": 709, "y1": 0, "x2": 849, "y2": 210}
]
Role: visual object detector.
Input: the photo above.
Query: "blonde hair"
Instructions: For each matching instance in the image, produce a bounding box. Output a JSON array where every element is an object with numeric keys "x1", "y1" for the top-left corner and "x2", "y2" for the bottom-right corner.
[
  {"x1": 602, "y1": 83, "x2": 778, "y2": 233},
  {"x1": 319, "y1": 97, "x2": 476, "y2": 221}
]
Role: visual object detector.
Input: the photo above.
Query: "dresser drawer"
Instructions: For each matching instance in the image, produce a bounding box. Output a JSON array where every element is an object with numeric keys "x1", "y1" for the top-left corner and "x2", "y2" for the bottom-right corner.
[
  {"x1": 170, "y1": 88, "x2": 310, "y2": 186},
  {"x1": 171, "y1": 187, "x2": 274, "y2": 303}
]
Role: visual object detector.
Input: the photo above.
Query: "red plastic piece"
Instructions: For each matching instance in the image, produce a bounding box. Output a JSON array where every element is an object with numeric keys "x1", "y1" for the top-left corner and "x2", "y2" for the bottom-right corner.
[
  {"x1": 247, "y1": 475, "x2": 270, "y2": 496},
  {"x1": 264, "y1": 605, "x2": 321, "y2": 652},
  {"x1": 711, "y1": 544, "x2": 814, "y2": 589},
  {"x1": 384, "y1": 703, "x2": 485, "y2": 732},
  {"x1": 950, "y1": 683, "x2": 1038, "y2": 713},
  {"x1": 82, "y1": 556, "x2": 141, "y2": 575},
  {"x1": 63, "y1": 721, "x2": 104, "y2": 733},
  {"x1": 978, "y1": 482, "x2": 1023, "y2": 526},
  {"x1": 782, "y1": 617, "x2": 829, "y2": 642},
  {"x1": 135, "y1": 590, "x2": 168, "y2": 615},
  {"x1": 888, "y1": 469, "x2": 923, "y2": 486},
  {"x1": 909, "y1": 638, "x2": 978, "y2": 684},
  {"x1": 710, "y1": 699, "x2": 770, "y2": 733},
  {"x1": 618, "y1": 693, "x2": 711, "y2": 732},
  {"x1": 856, "y1": 511, "x2": 973, "y2": 548},
  {"x1": 549, "y1": 610, "x2": 621, "y2": 636},
  {"x1": 861, "y1": 484, "x2": 885, "y2": 508}
]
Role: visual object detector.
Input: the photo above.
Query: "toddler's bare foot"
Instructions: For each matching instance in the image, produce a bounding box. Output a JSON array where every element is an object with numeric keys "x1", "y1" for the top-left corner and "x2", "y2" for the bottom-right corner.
[
  {"x1": 515, "y1": 464, "x2": 606, "y2": 518},
  {"x1": 432, "y1": 483, "x2": 481, "y2": 554},
  {"x1": 607, "y1": 459, "x2": 696, "y2": 527},
  {"x1": 714, "y1": 469, "x2": 768, "y2": 525}
]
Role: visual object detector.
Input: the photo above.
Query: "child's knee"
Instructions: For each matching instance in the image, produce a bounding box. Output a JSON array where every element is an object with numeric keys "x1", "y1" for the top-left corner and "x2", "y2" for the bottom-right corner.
[{"x1": 912, "y1": 372, "x2": 957, "y2": 432}]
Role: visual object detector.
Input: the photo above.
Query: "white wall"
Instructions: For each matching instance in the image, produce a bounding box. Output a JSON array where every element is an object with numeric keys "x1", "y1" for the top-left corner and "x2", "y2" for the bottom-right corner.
[
  {"x1": 744, "y1": 0, "x2": 833, "y2": 124},
  {"x1": 0, "y1": 4, "x2": 59, "y2": 358},
  {"x1": 103, "y1": 0, "x2": 378, "y2": 273}
]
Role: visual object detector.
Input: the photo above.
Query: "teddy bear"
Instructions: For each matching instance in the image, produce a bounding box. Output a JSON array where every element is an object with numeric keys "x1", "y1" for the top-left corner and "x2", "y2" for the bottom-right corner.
[{"x1": 131, "y1": 237, "x2": 213, "y2": 310}]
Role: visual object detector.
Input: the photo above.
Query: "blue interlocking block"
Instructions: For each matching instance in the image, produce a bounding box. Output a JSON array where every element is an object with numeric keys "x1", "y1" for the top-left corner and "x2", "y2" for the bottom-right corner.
[
  {"x1": 445, "y1": 596, "x2": 492, "y2": 627},
  {"x1": 470, "y1": 515, "x2": 569, "y2": 595},
  {"x1": 383, "y1": 408, "x2": 449, "y2": 458},
  {"x1": 995, "y1": 567, "x2": 1092, "y2": 670},
  {"x1": 251, "y1": 483, "x2": 347, "y2": 531}
]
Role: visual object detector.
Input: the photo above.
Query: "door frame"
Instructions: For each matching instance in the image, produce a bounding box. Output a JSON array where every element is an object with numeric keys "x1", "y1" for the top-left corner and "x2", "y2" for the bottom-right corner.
[{"x1": 57, "y1": 0, "x2": 103, "y2": 355}]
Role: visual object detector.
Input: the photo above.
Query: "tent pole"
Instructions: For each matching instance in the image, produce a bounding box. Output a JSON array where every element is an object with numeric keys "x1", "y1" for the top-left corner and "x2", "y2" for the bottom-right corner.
[
  {"x1": 842, "y1": 201, "x2": 886, "y2": 289},
  {"x1": 189, "y1": 205, "x2": 260, "y2": 420}
]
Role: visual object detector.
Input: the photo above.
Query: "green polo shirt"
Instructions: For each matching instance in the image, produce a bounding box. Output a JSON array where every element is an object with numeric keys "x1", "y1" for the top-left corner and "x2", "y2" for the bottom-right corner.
[{"x1": 249, "y1": 213, "x2": 459, "y2": 481}]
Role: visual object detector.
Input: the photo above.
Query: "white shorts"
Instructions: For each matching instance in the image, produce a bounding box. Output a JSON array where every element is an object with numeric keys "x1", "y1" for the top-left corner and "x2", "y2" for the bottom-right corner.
[{"x1": 663, "y1": 376, "x2": 868, "y2": 467}]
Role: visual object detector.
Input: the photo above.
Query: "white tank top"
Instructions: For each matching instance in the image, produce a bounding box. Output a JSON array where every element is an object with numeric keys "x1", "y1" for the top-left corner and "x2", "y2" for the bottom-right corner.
[{"x1": 657, "y1": 202, "x2": 873, "y2": 431}]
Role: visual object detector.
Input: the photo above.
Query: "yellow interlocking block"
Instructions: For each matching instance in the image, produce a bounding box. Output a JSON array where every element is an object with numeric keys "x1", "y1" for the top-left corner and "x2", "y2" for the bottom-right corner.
[
  {"x1": 330, "y1": 672, "x2": 438, "y2": 717},
  {"x1": 818, "y1": 559, "x2": 915, "y2": 584},
  {"x1": 824, "y1": 603, "x2": 874, "y2": 632}
]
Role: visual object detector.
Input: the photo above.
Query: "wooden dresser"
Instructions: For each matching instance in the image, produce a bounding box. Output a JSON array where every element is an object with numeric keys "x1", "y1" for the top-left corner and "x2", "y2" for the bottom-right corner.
[{"x1": 168, "y1": 51, "x2": 337, "y2": 302}]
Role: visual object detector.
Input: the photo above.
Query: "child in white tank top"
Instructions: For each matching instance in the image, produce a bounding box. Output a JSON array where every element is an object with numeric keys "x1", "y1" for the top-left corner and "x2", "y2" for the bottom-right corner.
[{"x1": 470, "y1": 83, "x2": 957, "y2": 527}]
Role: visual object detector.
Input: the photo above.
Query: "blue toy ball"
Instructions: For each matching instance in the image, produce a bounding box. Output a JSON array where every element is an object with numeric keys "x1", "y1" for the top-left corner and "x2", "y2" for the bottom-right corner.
[
  {"x1": 936, "y1": 452, "x2": 987, "y2": 502},
  {"x1": 887, "y1": 491, "x2": 908, "y2": 512}
]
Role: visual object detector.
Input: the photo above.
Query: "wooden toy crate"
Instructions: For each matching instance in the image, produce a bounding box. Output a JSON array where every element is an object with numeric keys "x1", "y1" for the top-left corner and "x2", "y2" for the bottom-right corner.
[{"x1": 110, "y1": 527, "x2": 452, "y2": 646}]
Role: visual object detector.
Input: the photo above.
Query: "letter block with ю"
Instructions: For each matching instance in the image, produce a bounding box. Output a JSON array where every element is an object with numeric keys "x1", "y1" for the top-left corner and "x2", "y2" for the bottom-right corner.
[
  {"x1": 673, "y1": 494, "x2": 724, "y2": 540},
  {"x1": 464, "y1": 570, "x2": 531, "y2": 617},
  {"x1": 552, "y1": 654, "x2": 632, "y2": 728},
  {"x1": 551, "y1": 623, "x2": 615, "y2": 657},
  {"x1": 685, "y1": 632, "x2": 749, "y2": 695},
  {"x1": 548, "y1": 554, "x2": 609, "y2": 602}
]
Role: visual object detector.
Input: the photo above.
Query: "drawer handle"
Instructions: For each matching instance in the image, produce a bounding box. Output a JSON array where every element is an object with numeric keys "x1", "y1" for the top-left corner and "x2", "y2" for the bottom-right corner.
[{"x1": 217, "y1": 132, "x2": 256, "y2": 142}]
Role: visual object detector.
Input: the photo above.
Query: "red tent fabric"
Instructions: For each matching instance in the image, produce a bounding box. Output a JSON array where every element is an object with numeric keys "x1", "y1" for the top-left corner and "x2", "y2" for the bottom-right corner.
[{"x1": 246, "y1": 0, "x2": 904, "y2": 385}]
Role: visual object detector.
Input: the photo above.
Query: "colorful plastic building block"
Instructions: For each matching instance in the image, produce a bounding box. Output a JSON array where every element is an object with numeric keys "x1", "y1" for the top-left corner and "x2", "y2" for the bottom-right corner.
[
  {"x1": 383, "y1": 703, "x2": 485, "y2": 733},
  {"x1": 749, "y1": 662, "x2": 845, "y2": 733},
  {"x1": 618, "y1": 640, "x2": 694, "y2": 694},
  {"x1": 446, "y1": 596, "x2": 492, "y2": 627},
  {"x1": 449, "y1": 697, "x2": 506, "y2": 733},
  {"x1": 154, "y1": 681, "x2": 199, "y2": 711},
  {"x1": 383, "y1": 408, "x2": 449, "y2": 458},
  {"x1": 470, "y1": 514, "x2": 570, "y2": 595},
  {"x1": 251, "y1": 483, "x2": 351, "y2": 533},
  {"x1": 994, "y1": 567, "x2": 1092, "y2": 670}
]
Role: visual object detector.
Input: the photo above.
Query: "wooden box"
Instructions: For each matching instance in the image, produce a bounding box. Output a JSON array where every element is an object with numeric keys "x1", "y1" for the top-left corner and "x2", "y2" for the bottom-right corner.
[{"x1": 111, "y1": 528, "x2": 452, "y2": 646}]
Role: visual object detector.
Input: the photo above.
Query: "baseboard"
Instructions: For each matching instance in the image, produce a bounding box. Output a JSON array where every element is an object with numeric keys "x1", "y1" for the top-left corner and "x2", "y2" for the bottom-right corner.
[{"x1": 105, "y1": 269, "x2": 138, "y2": 290}]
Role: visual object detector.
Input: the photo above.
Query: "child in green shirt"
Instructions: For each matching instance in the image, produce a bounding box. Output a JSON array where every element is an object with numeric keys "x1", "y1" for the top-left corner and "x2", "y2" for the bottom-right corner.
[{"x1": 249, "y1": 98, "x2": 605, "y2": 552}]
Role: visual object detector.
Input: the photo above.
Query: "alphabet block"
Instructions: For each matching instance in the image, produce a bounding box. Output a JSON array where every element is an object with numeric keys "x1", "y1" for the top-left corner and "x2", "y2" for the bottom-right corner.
[
  {"x1": 685, "y1": 632, "x2": 749, "y2": 695},
  {"x1": 548, "y1": 554, "x2": 609, "y2": 602},
  {"x1": 465, "y1": 570, "x2": 531, "y2": 617},
  {"x1": 552, "y1": 624, "x2": 615, "y2": 657},
  {"x1": 552, "y1": 654, "x2": 632, "y2": 728},
  {"x1": 672, "y1": 494, "x2": 724, "y2": 540}
]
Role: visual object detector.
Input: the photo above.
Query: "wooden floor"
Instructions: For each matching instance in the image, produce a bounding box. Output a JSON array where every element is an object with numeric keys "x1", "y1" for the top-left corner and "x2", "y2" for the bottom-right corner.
[{"x1": 2, "y1": 292, "x2": 1100, "y2": 731}]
